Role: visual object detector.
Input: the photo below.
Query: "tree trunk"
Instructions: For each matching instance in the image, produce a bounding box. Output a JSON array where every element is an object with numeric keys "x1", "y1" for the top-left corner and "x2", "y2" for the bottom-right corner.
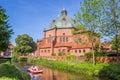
[{"x1": 92, "y1": 42, "x2": 95, "y2": 66}]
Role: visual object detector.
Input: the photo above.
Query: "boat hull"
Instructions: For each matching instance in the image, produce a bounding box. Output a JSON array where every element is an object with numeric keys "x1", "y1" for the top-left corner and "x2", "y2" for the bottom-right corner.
[{"x1": 27, "y1": 69, "x2": 43, "y2": 74}]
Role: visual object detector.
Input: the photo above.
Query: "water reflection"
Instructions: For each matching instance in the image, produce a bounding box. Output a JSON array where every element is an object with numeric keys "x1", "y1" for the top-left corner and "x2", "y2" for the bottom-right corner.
[
  {"x1": 15, "y1": 62, "x2": 98, "y2": 80},
  {"x1": 29, "y1": 73, "x2": 43, "y2": 80}
]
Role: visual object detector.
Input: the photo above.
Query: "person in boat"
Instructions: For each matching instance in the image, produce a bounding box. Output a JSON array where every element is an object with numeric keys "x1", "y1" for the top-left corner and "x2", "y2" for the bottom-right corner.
[{"x1": 31, "y1": 65, "x2": 39, "y2": 71}]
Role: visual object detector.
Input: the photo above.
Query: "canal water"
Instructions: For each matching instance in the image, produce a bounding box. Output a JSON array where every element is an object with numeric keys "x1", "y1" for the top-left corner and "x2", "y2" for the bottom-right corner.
[{"x1": 14, "y1": 62, "x2": 100, "y2": 80}]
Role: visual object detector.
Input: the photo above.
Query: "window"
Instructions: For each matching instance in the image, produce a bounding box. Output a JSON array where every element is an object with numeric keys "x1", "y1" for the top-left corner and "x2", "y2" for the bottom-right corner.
[
  {"x1": 90, "y1": 48, "x2": 92, "y2": 50},
  {"x1": 66, "y1": 37, "x2": 68, "y2": 42},
  {"x1": 63, "y1": 37, "x2": 65, "y2": 42},
  {"x1": 62, "y1": 49, "x2": 65, "y2": 52},
  {"x1": 60, "y1": 37, "x2": 62, "y2": 42},
  {"x1": 67, "y1": 50, "x2": 70, "y2": 52},
  {"x1": 44, "y1": 50, "x2": 46, "y2": 53},
  {"x1": 79, "y1": 50, "x2": 81, "y2": 53},
  {"x1": 63, "y1": 33, "x2": 65, "y2": 35},
  {"x1": 48, "y1": 50, "x2": 50, "y2": 53},
  {"x1": 59, "y1": 49, "x2": 61, "y2": 52},
  {"x1": 41, "y1": 50, "x2": 43, "y2": 52},
  {"x1": 83, "y1": 49, "x2": 86, "y2": 53},
  {"x1": 75, "y1": 50, "x2": 77, "y2": 53}
]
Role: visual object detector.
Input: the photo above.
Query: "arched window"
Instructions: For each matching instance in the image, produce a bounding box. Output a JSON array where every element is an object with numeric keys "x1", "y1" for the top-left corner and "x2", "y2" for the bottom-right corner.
[
  {"x1": 83, "y1": 49, "x2": 86, "y2": 53},
  {"x1": 79, "y1": 50, "x2": 81, "y2": 53},
  {"x1": 75, "y1": 50, "x2": 77, "y2": 53},
  {"x1": 67, "y1": 50, "x2": 70, "y2": 52},
  {"x1": 63, "y1": 37, "x2": 65, "y2": 42},
  {"x1": 62, "y1": 49, "x2": 65, "y2": 52},
  {"x1": 59, "y1": 49, "x2": 61, "y2": 52},
  {"x1": 66, "y1": 37, "x2": 68, "y2": 42},
  {"x1": 60, "y1": 37, "x2": 62, "y2": 42},
  {"x1": 48, "y1": 50, "x2": 50, "y2": 53}
]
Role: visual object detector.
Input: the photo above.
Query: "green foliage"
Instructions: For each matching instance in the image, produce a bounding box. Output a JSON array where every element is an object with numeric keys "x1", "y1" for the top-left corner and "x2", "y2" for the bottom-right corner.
[
  {"x1": 0, "y1": 61, "x2": 30, "y2": 80},
  {"x1": 94, "y1": 41, "x2": 100, "y2": 52},
  {"x1": 99, "y1": 0, "x2": 120, "y2": 54},
  {"x1": 111, "y1": 35, "x2": 120, "y2": 51},
  {"x1": 14, "y1": 34, "x2": 36, "y2": 54},
  {"x1": 85, "y1": 52, "x2": 93, "y2": 57},
  {"x1": 76, "y1": 25, "x2": 86, "y2": 30},
  {"x1": 85, "y1": 52, "x2": 107, "y2": 57},
  {"x1": 71, "y1": 29, "x2": 76, "y2": 34},
  {"x1": 58, "y1": 52, "x2": 65, "y2": 56},
  {"x1": 0, "y1": 5, "x2": 13, "y2": 51},
  {"x1": 95, "y1": 52, "x2": 107, "y2": 56},
  {"x1": 76, "y1": 0, "x2": 104, "y2": 65},
  {"x1": 67, "y1": 54, "x2": 75, "y2": 62},
  {"x1": 12, "y1": 53, "x2": 20, "y2": 61},
  {"x1": 51, "y1": 53, "x2": 56, "y2": 56},
  {"x1": 99, "y1": 64, "x2": 120, "y2": 80}
]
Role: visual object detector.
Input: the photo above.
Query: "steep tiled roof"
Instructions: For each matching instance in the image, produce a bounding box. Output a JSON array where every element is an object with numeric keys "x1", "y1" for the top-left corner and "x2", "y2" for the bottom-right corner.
[
  {"x1": 101, "y1": 42, "x2": 111, "y2": 49},
  {"x1": 39, "y1": 44, "x2": 51, "y2": 48}
]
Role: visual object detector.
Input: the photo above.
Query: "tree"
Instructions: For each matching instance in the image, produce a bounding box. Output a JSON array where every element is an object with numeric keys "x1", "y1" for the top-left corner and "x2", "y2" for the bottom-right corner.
[
  {"x1": 14, "y1": 34, "x2": 36, "y2": 55},
  {"x1": 0, "y1": 5, "x2": 13, "y2": 51},
  {"x1": 102, "y1": 0, "x2": 120, "y2": 59},
  {"x1": 112, "y1": 35, "x2": 120, "y2": 52},
  {"x1": 76, "y1": 0, "x2": 104, "y2": 66}
]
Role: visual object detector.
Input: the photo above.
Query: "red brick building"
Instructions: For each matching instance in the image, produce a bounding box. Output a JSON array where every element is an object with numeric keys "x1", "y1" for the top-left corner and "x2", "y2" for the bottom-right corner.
[{"x1": 35, "y1": 9, "x2": 100, "y2": 57}]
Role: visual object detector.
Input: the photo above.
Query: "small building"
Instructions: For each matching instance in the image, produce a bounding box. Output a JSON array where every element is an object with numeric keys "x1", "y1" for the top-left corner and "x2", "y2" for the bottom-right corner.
[
  {"x1": 0, "y1": 43, "x2": 14, "y2": 57},
  {"x1": 35, "y1": 9, "x2": 100, "y2": 57}
]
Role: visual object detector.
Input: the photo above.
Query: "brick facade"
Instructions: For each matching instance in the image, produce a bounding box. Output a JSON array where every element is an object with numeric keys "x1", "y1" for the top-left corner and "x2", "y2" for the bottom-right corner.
[{"x1": 35, "y1": 9, "x2": 100, "y2": 57}]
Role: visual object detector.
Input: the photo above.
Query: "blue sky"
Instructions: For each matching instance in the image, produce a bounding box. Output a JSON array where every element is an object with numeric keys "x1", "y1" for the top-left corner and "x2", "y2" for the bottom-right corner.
[{"x1": 0, "y1": 0, "x2": 81, "y2": 45}]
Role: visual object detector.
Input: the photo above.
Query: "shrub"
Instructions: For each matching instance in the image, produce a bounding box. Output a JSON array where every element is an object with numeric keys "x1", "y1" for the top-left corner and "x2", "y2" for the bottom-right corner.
[
  {"x1": 12, "y1": 53, "x2": 21, "y2": 61},
  {"x1": 84, "y1": 52, "x2": 93, "y2": 57},
  {"x1": 85, "y1": 52, "x2": 107, "y2": 57},
  {"x1": 51, "y1": 53, "x2": 56, "y2": 56},
  {"x1": 67, "y1": 54, "x2": 75, "y2": 62},
  {"x1": 58, "y1": 52, "x2": 65, "y2": 56},
  {"x1": 95, "y1": 51, "x2": 107, "y2": 56}
]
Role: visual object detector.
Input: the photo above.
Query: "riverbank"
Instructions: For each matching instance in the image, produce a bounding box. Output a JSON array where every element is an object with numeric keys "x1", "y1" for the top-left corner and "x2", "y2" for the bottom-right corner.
[
  {"x1": 28, "y1": 58, "x2": 120, "y2": 80},
  {"x1": 0, "y1": 59, "x2": 30, "y2": 80}
]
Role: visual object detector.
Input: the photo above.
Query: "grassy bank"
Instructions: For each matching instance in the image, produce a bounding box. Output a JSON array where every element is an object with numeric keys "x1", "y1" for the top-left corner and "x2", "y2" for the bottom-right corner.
[
  {"x1": 0, "y1": 59, "x2": 30, "y2": 80},
  {"x1": 28, "y1": 58, "x2": 120, "y2": 80}
]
